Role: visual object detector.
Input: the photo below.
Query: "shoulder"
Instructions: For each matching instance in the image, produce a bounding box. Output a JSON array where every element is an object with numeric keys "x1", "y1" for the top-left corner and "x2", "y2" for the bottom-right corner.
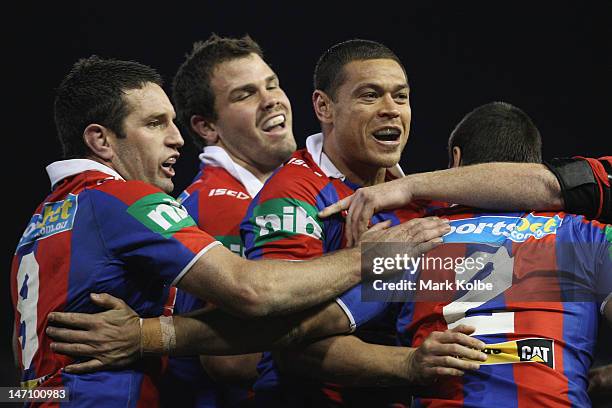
[
  {"x1": 91, "y1": 178, "x2": 166, "y2": 205},
  {"x1": 257, "y1": 149, "x2": 330, "y2": 204}
]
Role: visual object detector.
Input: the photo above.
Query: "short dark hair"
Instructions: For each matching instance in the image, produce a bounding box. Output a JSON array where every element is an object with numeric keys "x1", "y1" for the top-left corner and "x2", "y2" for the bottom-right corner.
[
  {"x1": 313, "y1": 39, "x2": 406, "y2": 100},
  {"x1": 54, "y1": 55, "x2": 162, "y2": 159},
  {"x1": 172, "y1": 34, "x2": 264, "y2": 149},
  {"x1": 448, "y1": 102, "x2": 542, "y2": 166}
]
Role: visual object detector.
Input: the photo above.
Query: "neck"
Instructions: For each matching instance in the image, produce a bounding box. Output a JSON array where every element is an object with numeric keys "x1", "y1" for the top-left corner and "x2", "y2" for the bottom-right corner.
[
  {"x1": 212, "y1": 145, "x2": 274, "y2": 183},
  {"x1": 322, "y1": 135, "x2": 387, "y2": 187}
]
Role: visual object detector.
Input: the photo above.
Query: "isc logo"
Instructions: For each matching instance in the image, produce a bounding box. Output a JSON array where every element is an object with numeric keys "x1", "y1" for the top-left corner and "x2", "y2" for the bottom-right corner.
[
  {"x1": 255, "y1": 206, "x2": 322, "y2": 239},
  {"x1": 209, "y1": 188, "x2": 250, "y2": 200}
]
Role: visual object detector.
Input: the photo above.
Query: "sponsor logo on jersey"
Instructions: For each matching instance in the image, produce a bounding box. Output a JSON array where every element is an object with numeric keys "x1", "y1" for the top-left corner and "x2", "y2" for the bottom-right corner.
[
  {"x1": 217, "y1": 235, "x2": 245, "y2": 257},
  {"x1": 127, "y1": 193, "x2": 196, "y2": 238},
  {"x1": 251, "y1": 198, "x2": 323, "y2": 242},
  {"x1": 18, "y1": 194, "x2": 78, "y2": 248},
  {"x1": 208, "y1": 188, "x2": 250, "y2": 200},
  {"x1": 475, "y1": 338, "x2": 554, "y2": 369},
  {"x1": 287, "y1": 157, "x2": 324, "y2": 177},
  {"x1": 444, "y1": 214, "x2": 563, "y2": 244}
]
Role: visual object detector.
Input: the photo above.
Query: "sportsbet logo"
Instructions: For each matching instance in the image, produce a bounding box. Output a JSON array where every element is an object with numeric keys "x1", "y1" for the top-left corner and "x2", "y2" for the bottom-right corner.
[
  {"x1": 252, "y1": 198, "x2": 323, "y2": 241},
  {"x1": 18, "y1": 194, "x2": 78, "y2": 248},
  {"x1": 444, "y1": 214, "x2": 563, "y2": 244},
  {"x1": 127, "y1": 193, "x2": 196, "y2": 238}
]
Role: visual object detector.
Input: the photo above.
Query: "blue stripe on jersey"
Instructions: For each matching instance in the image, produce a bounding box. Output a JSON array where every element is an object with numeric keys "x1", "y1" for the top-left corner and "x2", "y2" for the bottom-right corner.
[
  {"x1": 60, "y1": 370, "x2": 147, "y2": 408},
  {"x1": 181, "y1": 189, "x2": 200, "y2": 222},
  {"x1": 561, "y1": 302, "x2": 597, "y2": 407},
  {"x1": 462, "y1": 364, "x2": 518, "y2": 408},
  {"x1": 66, "y1": 192, "x2": 108, "y2": 313},
  {"x1": 241, "y1": 193, "x2": 264, "y2": 260},
  {"x1": 315, "y1": 182, "x2": 342, "y2": 254}
]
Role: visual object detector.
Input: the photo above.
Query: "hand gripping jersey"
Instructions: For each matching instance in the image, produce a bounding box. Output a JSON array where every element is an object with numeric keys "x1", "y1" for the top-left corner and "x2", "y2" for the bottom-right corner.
[
  {"x1": 344, "y1": 207, "x2": 612, "y2": 407},
  {"x1": 10, "y1": 160, "x2": 219, "y2": 408},
  {"x1": 240, "y1": 133, "x2": 430, "y2": 407},
  {"x1": 400, "y1": 210, "x2": 612, "y2": 408},
  {"x1": 164, "y1": 146, "x2": 263, "y2": 408}
]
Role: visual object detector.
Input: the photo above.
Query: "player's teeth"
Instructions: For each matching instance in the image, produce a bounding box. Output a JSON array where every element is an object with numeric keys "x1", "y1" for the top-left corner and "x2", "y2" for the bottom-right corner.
[
  {"x1": 263, "y1": 115, "x2": 285, "y2": 130},
  {"x1": 373, "y1": 128, "x2": 399, "y2": 137}
]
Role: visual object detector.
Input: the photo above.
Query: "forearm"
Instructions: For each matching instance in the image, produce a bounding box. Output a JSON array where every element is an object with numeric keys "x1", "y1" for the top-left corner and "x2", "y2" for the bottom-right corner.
[
  {"x1": 200, "y1": 353, "x2": 261, "y2": 384},
  {"x1": 142, "y1": 310, "x2": 301, "y2": 356},
  {"x1": 276, "y1": 335, "x2": 416, "y2": 387},
  {"x1": 243, "y1": 248, "x2": 362, "y2": 317},
  {"x1": 142, "y1": 301, "x2": 351, "y2": 356},
  {"x1": 180, "y1": 245, "x2": 361, "y2": 318},
  {"x1": 605, "y1": 299, "x2": 612, "y2": 324},
  {"x1": 407, "y1": 163, "x2": 563, "y2": 210}
]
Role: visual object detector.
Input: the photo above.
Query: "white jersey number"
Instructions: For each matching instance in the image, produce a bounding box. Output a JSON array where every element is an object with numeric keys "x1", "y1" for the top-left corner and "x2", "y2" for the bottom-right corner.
[
  {"x1": 16, "y1": 252, "x2": 40, "y2": 370},
  {"x1": 443, "y1": 245, "x2": 515, "y2": 335}
]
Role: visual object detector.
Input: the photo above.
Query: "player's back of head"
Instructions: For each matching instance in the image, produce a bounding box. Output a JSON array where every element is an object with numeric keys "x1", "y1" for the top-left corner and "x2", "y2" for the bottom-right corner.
[
  {"x1": 448, "y1": 101, "x2": 542, "y2": 166},
  {"x1": 314, "y1": 39, "x2": 406, "y2": 101},
  {"x1": 54, "y1": 55, "x2": 162, "y2": 159}
]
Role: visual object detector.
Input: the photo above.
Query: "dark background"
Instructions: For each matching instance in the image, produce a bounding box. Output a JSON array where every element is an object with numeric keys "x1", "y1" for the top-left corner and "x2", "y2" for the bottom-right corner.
[{"x1": 3, "y1": 1, "x2": 611, "y2": 388}]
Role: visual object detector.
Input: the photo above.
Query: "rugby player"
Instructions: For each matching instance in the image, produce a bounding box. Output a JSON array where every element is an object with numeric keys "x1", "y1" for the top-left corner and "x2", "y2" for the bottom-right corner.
[
  {"x1": 277, "y1": 102, "x2": 612, "y2": 407},
  {"x1": 10, "y1": 55, "x2": 448, "y2": 406}
]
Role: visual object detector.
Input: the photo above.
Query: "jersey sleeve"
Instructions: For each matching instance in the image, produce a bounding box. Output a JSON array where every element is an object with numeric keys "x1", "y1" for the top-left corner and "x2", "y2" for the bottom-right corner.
[
  {"x1": 241, "y1": 169, "x2": 326, "y2": 261},
  {"x1": 557, "y1": 214, "x2": 612, "y2": 313},
  {"x1": 92, "y1": 181, "x2": 220, "y2": 286}
]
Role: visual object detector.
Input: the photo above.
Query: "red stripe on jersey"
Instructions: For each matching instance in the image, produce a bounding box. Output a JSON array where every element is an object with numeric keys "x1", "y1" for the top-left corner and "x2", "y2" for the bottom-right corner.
[
  {"x1": 34, "y1": 233, "x2": 73, "y2": 379},
  {"x1": 197, "y1": 167, "x2": 252, "y2": 237},
  {"x1": 259, "y1": 236, "x2": 325, "y2": 260},
  {"x1": 170, "y1": 224, "x2": 217, "y2": 255},
  {"x1": 136, "y1": 373, "x2": 160, "y2": 408},
  {"x1": 508, "y1": 235, "x2": 570, "y2": 407},
  {"x1": 94, "y1": 178, "x2": 163, "y2": 206}
]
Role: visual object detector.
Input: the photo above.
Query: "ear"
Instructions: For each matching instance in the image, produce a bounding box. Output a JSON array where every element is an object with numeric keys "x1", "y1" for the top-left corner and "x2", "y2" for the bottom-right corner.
[
  {"x1": 312, "y1": 90, "x2": 334, "y2": 124},
  {"x1": 191, "y1": 115, "x2": 218, "y2": 145},
  {"x1": 83, "y1": 124, "x2": 113, "y2": 161},
  {"x1": 451, "y1": 146, "x2": 462, "y2": 168}
]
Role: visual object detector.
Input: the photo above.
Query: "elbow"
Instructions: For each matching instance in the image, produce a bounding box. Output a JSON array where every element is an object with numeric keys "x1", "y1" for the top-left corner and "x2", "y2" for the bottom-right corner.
[{"x1": 230, "y1": 283, "x2": 274, "y2": 318}]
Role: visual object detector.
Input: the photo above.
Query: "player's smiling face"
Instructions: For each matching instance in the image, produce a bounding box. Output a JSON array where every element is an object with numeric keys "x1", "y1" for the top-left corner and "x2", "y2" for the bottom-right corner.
[
  {"x1": 329, "y1": 59, "x2": 410, "y2": 169},
  {"x1": 110, "y1": 83, "x2": 183, "y2": 194},
  {"x1": 210, "y1": 53, "x2": 296, "y2": 173}
]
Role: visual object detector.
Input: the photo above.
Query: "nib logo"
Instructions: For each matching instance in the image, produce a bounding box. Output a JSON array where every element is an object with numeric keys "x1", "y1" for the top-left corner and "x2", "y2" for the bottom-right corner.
[{"x1": 253, "y1": 199, "x2": 323, "y2": 240}]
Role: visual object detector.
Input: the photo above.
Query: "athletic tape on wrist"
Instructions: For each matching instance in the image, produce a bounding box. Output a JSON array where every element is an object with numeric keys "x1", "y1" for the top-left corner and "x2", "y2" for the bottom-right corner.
[
  {"x1": 159, "y1": 315, "x2": 176, "y2": 354},
  {"x1": 138, "y1": 318, "x2": 143, "y2": 357}
]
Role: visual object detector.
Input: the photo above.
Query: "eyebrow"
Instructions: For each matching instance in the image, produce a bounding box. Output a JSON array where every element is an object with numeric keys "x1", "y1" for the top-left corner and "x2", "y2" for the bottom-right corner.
[
  {"x1": 228, "y1": 75, "x2": 279, "y2": 98},
  {"x1": 142, "y1": 112, "x2": 175, "y2": 122},
  {"x1": 354, "y1": 82, "x2": 410, "y2": 94}
]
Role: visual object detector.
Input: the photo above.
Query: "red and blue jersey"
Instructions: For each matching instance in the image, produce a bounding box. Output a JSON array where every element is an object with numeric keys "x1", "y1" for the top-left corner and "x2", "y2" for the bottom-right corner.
[
  {"x1": 401, "y1": 210, "x2": 612, "y2": 408},
  {"x1": 240, "y1": 133, "x2": 429, "y2": 406},
  {"x1": 10, "y1": 160, "x2": 219, "y2": 407},
  {"x1": 166, "y1": 147, "x2": 263, "y2": 408},
  {"x1": 344, "y1": 207, "x2": 612, "y2": 407}
]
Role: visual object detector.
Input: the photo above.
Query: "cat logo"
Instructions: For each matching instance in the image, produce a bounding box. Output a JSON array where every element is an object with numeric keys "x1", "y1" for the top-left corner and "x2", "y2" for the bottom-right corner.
[
  {"x1": 467, "y1": 338, "x2": 554, "y2": 369},
  {"x1": 517, "y1": 338, "x2": 554, "y2": 368}
]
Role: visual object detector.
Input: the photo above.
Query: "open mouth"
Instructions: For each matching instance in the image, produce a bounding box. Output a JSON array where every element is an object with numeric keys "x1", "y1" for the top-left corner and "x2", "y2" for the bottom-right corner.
[
  {"x1": 161, "y1": 157, "x2": 177, "y2": 176},
  {"x1": 372, "y1": 127, "x2": 401, "y2": 142},
  {"x1": 262, "y1": 114, "x2": 286, "y2": 132}
]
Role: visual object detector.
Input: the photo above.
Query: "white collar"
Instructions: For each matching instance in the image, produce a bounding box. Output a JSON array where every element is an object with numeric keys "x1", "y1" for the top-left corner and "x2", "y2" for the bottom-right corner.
[
  {"x1": 46, "y1": 159, "x2": 124, "y2": 190},
  {"x1": 304, "y1": 132, "x2": 405, "y2": 180},
  {"x1": 199, "y1": 146, "x2": 264, "y2": 198}
]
